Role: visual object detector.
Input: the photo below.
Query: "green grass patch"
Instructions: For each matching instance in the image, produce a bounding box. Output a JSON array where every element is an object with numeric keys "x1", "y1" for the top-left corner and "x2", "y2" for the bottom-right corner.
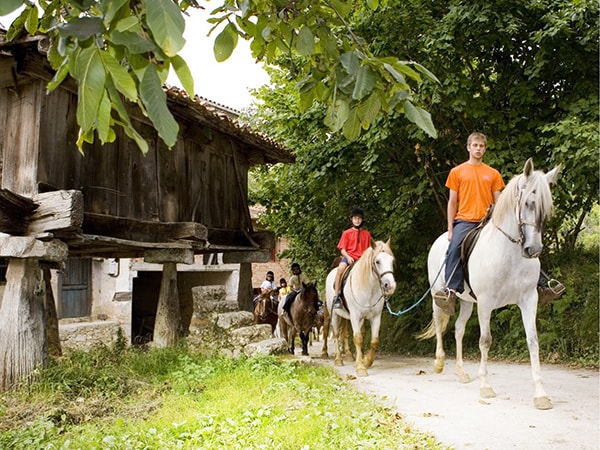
[{"x1": 0, "y1": 345, "x2": 447, "y2": 449}]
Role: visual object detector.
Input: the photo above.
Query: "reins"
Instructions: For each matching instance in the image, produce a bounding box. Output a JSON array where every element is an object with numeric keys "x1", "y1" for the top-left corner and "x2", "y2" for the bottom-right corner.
[{"x1": 385, "y1": 254, "x2": 447, "y2": 317}]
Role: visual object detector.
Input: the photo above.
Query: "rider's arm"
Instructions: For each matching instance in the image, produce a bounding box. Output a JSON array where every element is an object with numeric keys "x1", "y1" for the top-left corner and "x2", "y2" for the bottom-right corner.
[{"x1": 447, "y1": 189, "x2": 458, "y2": 240}]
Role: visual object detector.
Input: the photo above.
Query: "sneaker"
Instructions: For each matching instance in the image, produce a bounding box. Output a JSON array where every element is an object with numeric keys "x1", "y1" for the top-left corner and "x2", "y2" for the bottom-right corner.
[
  {"x1": 537, "y1": 280, "x2": 566, "y2": 306},
  {"x1": 332, "y1": 296, "x2": 343, "y2": 309},
  {"x1": 433, "y1": 288, "x2": 457, "y2": 315}
]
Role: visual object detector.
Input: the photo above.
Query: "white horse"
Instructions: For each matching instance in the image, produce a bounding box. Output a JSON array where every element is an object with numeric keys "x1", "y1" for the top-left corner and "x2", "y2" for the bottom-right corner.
[
  {"x1": 420, "y1": 158, "x2": 560, "y2": 410},
  {"x1": 325, "y1": 239, "x2": 396, "y2": 376}
]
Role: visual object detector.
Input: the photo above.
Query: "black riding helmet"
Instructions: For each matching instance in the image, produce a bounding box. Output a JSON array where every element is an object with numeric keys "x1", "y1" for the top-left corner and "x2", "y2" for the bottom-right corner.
[{"x1": 349, "y1": 207, "x2": 364, "y2": 219}]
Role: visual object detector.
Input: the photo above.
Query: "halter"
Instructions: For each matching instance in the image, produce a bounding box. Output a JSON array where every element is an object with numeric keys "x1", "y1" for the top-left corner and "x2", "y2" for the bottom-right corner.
[{"x1": 493, "y1": 187, "x2": 540, "y2": 246}]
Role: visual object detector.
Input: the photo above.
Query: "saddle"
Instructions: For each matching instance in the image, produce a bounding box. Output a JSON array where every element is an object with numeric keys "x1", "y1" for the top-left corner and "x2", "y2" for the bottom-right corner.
[
  {"x1": 336, "y1": 264, "x2": 353, "y2": 307},
  {"x1": 460, "y1": 205, "x2": 494, "y2": 296}
]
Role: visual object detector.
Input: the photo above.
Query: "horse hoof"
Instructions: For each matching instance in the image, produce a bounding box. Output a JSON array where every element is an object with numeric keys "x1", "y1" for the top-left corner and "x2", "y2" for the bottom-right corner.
[
  {"x1": 302, "y1": 351, "x2": 309, "y2": 356},
  {"x1": 480, "y1": 387, "x2": 496, "y2": 398},
  {"x1": 458, "y1": 372, "x2": 472, "y2": 384},
  {"x1": 334, "y1": 359, "x2": 343, "y2": 366},
  {"x1": 433, "y1": 360, "x2": 444, "y2": 374},
  {"x1": 320, "y1": 352, "x2": 329, "y2": 359},
  {"x1": 356, "y1": 368, "x2": 368, "y2": 377},
  {"x1": 534, "y1": 396, "x2": 553, "y2": 410}
]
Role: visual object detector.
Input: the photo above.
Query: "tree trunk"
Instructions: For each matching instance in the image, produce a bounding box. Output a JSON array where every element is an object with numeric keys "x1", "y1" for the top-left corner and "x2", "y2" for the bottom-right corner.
[
  {"x1": 0, "y1": 259, "x2": 47, "y2": 391},
  {"x1": 43, "y1": 267, "x2": 62, "y2": 357},
  {"x1": 152, "y1": 262, "x2": 182, "y2": 348}
]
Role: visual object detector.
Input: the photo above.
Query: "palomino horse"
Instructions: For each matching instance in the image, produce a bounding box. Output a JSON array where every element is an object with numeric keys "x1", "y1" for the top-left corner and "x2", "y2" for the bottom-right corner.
[
  {"x1": 278, "y1": 283, "x2": 320, "y2": 355},
  {"x1": 420, "y1": 158, "x2": 560, "y2": 410},
  {"x1": 253, "y1": 289, "x2": 279, "y2": 335},
  {"x1": 325, "y1": 239, "x2": 396, "y2": 376}
]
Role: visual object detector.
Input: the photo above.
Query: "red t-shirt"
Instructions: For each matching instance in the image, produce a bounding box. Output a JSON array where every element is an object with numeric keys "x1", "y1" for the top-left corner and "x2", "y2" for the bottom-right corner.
[{"x1": 337, "y1": 227, "x2": 372, "y2": 260}]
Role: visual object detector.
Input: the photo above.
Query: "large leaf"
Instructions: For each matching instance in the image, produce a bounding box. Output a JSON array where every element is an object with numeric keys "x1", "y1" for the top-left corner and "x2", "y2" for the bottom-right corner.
[
  {"x1": 75, "y1": 47, "x2": 106, "y2": 132},
  {"x1": 296, "y1": 26, "x2": 315, "y2": 56},
  {"x1": 110, "y1": 30, "x2": 156, "y2": 54},
  {"x1": 170, "y1": 55, "x2": 195, "y2": 97},
  {"x1": 107, "y1": 84, "x2": 149, "y2": 154},
  {"x1": 57, "y1": 17, "x2": 105, "y2": 40},
  {"x1": 352, "y1": 65, "x2": 375, "y2": 100},
  {"x1": 139, "y1": 64, "x2": 179, "y2": 148},
  {"x1": 99, "y1": 51, "x2": 137, "y2": 101},
  {"x1": 24, "y1": 5, "x2": 38, "y2": 35},
  {"x1": 96, "y1": 89, "x2": 114, "y2": 144},
  {"x1": 143, "y1": 0, "x2": 185, "y2": 57},
  {"x1": 342, "y1": 107, "x2": 361, "y2": 141},
  {"x1": 403, "y1": 100, "x2": 437, "y2": 138},
  {"x1": 357, "y1": 93, "x2": 381, "y2": 126},
  {"x1": 214, "y1": 23, "x2": 239, "y2": 62},
  {"x1": 0, "y1": 0, "x2": 23, "y2": 16}
]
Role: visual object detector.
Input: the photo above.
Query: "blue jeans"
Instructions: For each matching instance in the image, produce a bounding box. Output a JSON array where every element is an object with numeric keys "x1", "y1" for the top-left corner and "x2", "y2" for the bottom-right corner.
[{"x1": 445, "y1": 220, "x2": 478, "y2": 293}]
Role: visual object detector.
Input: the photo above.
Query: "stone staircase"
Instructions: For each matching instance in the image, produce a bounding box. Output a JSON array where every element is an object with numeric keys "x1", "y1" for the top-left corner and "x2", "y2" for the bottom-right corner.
[{"x1": 187, "y1": 285, "x2": 288, "y2": 357}]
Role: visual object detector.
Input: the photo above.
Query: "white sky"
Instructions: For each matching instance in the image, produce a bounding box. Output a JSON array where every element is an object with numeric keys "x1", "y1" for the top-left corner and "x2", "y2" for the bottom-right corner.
[{"x1": 1, "y1": 5, "x2": 270, "y2": 110}]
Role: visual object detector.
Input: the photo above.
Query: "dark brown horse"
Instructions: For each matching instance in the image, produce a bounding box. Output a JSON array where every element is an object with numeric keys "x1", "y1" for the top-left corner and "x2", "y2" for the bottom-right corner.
[
  {"x1": 278, "y1": 283, "x2": 320, "y2": 355},
  {"x1": 253, "y1": 289, "x2": 279, "y2": 335}
]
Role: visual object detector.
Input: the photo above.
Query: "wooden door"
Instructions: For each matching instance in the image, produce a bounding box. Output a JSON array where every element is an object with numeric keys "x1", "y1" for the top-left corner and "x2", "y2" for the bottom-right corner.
[{"x1": 59, "y1": 258, "x2": 91, "y2": 318}]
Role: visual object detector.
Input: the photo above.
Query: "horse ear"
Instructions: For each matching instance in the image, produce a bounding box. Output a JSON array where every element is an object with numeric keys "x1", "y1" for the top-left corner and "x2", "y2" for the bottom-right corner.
[
  {"x1": 385, "y1": 237, "x2": 391, "y2": 247},
  {"x1": 545, "y1": 164, "x2": 561, "y2": 187},
  {"x1": 370, "y1": 237, "x2": 376, "y2": 249},
  {"x1": 524, "y1": 158, "x2": 534, "y2": 177}
]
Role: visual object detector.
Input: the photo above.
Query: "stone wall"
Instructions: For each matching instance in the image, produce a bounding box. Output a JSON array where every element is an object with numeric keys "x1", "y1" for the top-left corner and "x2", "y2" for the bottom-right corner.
[{"x1": 59, "y1": 318, "x2": 122, "y2": 351}]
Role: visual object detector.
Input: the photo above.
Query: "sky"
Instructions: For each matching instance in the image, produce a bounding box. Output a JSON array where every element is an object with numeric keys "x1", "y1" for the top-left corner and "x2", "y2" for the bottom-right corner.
[{"x1": 0, "y1": 6, "x2": 270, "y2": 111}]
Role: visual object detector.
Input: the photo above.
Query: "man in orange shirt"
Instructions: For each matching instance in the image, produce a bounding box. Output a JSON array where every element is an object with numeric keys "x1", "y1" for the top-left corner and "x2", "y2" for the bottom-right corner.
[{"x1": 434, "y1": 133, "x2": 505, "y2": 314}]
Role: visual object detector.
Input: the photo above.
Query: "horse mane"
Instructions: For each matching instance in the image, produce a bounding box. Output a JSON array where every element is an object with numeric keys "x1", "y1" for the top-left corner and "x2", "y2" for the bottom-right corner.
[
  {"x1": 352, "y1": 240, "x2": 393, "y2": 290},
  {"x1": 492, "y1": 169, "x2": 554, "y2": 226}
]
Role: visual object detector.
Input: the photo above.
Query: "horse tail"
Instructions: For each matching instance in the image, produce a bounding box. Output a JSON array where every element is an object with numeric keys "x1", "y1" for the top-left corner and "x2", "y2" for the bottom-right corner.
[{"x1": 416, "y1": 315, "x2": 450, "y2": 340}]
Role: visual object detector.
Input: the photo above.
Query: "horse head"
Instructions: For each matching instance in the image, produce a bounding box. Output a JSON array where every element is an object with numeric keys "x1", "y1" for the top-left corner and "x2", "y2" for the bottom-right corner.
[
  {"x1": 371, "y1": 239, "x2": 397, "y2": 296},
  {"x1": 499, "y1": 158, "x2": 560, "y2": 258},
  {"x1": 255, "y1": 290, "x2": 273, "y2": 321}
]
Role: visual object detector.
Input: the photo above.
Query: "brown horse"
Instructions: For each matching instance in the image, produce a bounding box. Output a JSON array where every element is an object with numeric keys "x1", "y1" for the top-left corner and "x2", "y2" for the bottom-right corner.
[
  {"x1": 278, "y1": 283, "x2": 320, "y2": 355},
  {"x1": 253, "y1": 289, "x2": 279, "y2": 335}
]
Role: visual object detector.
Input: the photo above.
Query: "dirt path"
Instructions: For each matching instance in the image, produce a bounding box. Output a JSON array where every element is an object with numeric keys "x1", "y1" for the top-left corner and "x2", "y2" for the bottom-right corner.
[{"x1": 302, "y1": 340, "x2": 599, "y2": 449}]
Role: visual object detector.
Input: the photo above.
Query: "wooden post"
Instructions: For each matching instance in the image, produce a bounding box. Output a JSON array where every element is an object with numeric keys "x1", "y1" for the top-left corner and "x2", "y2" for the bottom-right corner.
[
  {"x1": 0, "y1": 259, "x2": 47, "y2": 390},
  {"x1": 152, "y1": 262, "x2": 183, "y2": 348},
  {"x1": 43, "y1": 267, "x2": 62, "y2": 357}
]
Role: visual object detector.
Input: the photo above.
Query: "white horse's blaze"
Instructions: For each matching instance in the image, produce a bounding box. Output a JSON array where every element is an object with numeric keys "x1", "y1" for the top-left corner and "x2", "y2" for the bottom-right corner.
[
  {"x1": 325, "y1": 240, "x2": 396, "y2": 377},
  {"x1": 422, "y1": 158, "x2": 560, "y2": 410}
]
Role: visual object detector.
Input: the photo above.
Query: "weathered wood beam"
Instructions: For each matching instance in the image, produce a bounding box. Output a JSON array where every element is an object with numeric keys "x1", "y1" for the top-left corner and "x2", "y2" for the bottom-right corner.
[
  {"x1": 83, "y1": 213, "x2": 208, "y2": 242},
  {"x1": 144, "y1": 248, "x2": 194, "y2": 264},
  {"x1": 30, "y1": 190, "x2": 83, "y2": 234},
  {"x1": 0, "y1": 236, "x2": 68, "y2": 262},
  {"x1": 222, "y1": 250, "x2": 272, "y2": 264},
  {"x1": 0, "y1": 189, "x2": 37, "y2": 235}
]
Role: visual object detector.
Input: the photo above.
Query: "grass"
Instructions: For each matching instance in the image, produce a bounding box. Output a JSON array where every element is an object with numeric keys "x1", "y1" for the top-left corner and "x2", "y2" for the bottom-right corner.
[{"x1": 0, "y1": 343, "x2": 448, "y2": 449}]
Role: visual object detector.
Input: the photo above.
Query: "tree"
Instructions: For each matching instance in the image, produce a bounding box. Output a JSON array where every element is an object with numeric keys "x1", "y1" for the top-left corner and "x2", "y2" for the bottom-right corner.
[
  {"x1": 247, "y1": 0, "x2": 598, "y2": 352},
  {"x1": 2, "y1": 0, "x2": 438, "y2": 153}
]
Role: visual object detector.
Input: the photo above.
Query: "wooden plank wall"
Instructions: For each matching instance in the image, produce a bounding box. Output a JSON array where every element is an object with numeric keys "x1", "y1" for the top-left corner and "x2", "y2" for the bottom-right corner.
[{"x1": 29, "y1": 82, "x2": 250, "y2": 230}]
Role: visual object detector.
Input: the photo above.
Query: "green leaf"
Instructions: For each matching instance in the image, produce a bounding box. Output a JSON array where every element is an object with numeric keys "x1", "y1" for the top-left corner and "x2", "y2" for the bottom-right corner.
[
  {"x1": 214, "y1": 23, "x2": 238, "y2": 62},
  {"x1": 352, "y1": 65, "x2": 375, "y2": 100},
  {"x1": 0, "y1": 0, "x2": 23, "y2": 16},
  {"x1": 383, "y1": 63, "x2": 406, "y2": 84},
  {"x1": 57, "y1": 17, "x2": 105, "y2": 40},
  {"x1": 100, "y1": 0, "x2": 129, "y2": 25},
  {"x1": 75, "y1": 46, "x2": 106, "y2": 132},
  {"x1": 47, "y1": 60, "x2": 69, "y2": 92},
  {"x1": 340, "y1": 51, "x2": 360, "y2": 75},
  {"x1": 97, "y1": 89, "x2": 113, "y2": 144},
  {"x1": 296, "y1": 26, "x2": 315, "y2": 56},
  {"x1": 99, "y1": 51, "x2": 137, "y2": 101},
  {"x1": 367, "y1": 0, "x2": 379, "y2": 9},
  {"x1": 170, "y1": 55, "x2": 195, "y2": 97},
  {"x1": 342, "y1": 107, "x2": 361, "y2": 141},
  {"x1": 110, "y1": 30, "x2": 156, "y2": 54},
  {"x1": 144, "y1": 0, "x2": 186, "y2": 57},
  {"x1": 357, "y1": 93, "x2": 381, "y2": 125},
  {"x1": 324, "y1": 98, "x2": 349, "y2": 132},
  {"x1": 24, "y1": 5, "x2": 38, "y2": 35},
  {"x1": 139, "y1": 64, "x2": 179, "y2": 148},
  {"x1": 403, "y1": 100, "x2": 437, "y2": 138},
  {"x1": 106, "y1": 84, "x2": 149, "y2": 153},
  {"x1": 6, "y1": 8, "x2": 27, "y2": 41}
]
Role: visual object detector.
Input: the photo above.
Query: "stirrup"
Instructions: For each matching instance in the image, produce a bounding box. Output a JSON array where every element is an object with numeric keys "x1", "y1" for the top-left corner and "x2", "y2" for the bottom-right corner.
[{"x1": 547, "y1": 279, "x2": 565, "y2": 296}]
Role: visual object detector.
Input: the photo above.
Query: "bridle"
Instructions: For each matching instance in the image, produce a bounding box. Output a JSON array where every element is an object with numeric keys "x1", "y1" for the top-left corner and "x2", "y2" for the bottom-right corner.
[
  {"x1": 348, "y1": 250, "x2": 394, "y2": 308},
  {"x1": 493, "y1": 186, "x2": 541, "y2": 246}
]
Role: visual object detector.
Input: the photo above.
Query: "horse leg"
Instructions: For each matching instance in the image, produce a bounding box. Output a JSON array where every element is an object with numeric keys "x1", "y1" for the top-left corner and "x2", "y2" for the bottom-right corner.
[
  {"x1": 519, "y1": 301, "x2": 552, "y2": 409},
  {"x1": 300, "y1": 331, "x2": 309, "y2": 356},
  {"x1": 455, "y1": 301, "x2": 474, "y2": 383},
  {"x1": 331, "y1": 314, "x2": 344, "y2": 366},
  {"x1": 353, "y1": 326, "x2": 368, "y2": 377},
  {"x1": 321, "y1": 307, "x2": 330, "y2": 358},
  {"x1": 432, "y1": 308, "x2": 448, "y2": 373},
  {"x1": 363, "y1": 317, "x2": 381, "y2": 369},
  {"x1": 477, "y1": 308, "x2": 496, "y2": 399},
  {"x1": 343, "y1": 320, "x2": 354, "y2": 362}
]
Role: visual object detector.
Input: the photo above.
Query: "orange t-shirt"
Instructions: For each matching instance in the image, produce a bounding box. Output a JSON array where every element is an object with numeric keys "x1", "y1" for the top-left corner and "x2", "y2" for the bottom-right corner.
[{"x1": 446, "y1": 162, "x2": 505, "y2": 222}]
